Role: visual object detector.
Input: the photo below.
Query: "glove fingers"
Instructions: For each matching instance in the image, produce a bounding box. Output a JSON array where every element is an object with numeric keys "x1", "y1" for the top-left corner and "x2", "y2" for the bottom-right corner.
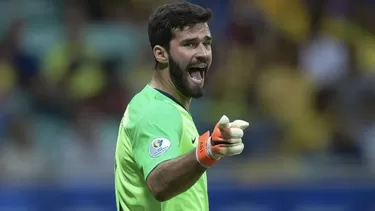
[
  {"x1": 227, "y1": 143, "x2": 244, "y2": 155},
  {"x1": 218, "y1": 115, "x2": 230, "y2": 129},
  {"x1": 231, "y1": 120, "x2": 250, "y2": 130},
  {"x1": 228, "y1": 128, "x2": 243, "y2": 139},
  {"x1": 226, "y1": 138, "x2": 242, "y2": 144},
  {"x1": 211, "y1": 116, "x2": 247, "y2": 158},
  {"x1": 212, "y1": 143, "x2": 244, "y2": 156},
  {"x1": 220, "y1": 128, "x2": 243, "y2": 139}
]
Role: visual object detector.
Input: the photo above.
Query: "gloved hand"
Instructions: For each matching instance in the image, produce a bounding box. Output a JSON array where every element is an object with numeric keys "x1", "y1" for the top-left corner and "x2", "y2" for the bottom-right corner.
[{"x1": 196, "y1": 115, "x2": 249, "y2": 168}]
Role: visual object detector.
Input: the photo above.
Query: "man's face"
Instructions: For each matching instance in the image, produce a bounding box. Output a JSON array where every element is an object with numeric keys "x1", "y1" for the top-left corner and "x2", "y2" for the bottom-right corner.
[{"x1": 168, "y1": 23, "x2": 212, "y2": 98}]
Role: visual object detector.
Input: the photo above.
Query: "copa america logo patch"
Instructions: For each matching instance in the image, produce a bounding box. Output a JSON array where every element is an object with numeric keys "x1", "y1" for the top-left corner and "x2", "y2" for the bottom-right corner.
[{"x1": 149, "y1": 138, "x2": 171, "y2": 158}]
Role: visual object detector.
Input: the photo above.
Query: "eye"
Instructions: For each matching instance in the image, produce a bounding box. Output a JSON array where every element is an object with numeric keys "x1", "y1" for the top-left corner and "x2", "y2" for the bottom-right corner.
[
  {"x1": 204, "y1": 42, "x2": 211, "y2": 47},
  {"x1": 184, "y1": 43, "x2": 197, "y2": 48}
]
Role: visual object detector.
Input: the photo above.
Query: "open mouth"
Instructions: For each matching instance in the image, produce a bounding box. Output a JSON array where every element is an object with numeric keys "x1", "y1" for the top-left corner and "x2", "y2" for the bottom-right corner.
[{"x1": 188, "y1": 65, "x2": 207, "y2": 83}]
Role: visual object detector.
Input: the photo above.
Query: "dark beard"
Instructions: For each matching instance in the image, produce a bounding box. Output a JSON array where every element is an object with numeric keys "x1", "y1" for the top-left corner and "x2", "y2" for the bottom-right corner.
[{"x1": 169, "y1": 56, "x2": 205, "y2": 98}]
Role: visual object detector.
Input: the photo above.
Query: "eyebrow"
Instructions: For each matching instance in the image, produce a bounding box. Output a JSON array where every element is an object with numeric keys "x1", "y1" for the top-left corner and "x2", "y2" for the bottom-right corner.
[{"x1": 181, "y1": 36, "x2": 212, "y2": 43}]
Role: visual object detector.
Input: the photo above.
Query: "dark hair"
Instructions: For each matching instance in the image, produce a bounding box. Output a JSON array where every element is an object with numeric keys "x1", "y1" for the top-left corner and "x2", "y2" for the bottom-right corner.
[{"x1": 148, "y1": 0, "x2": 212, "y2": 51}]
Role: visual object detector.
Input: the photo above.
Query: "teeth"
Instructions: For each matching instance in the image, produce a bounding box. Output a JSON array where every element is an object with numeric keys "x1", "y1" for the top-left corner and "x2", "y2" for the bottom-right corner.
[{"x1": 191, "y1": 64, "x2": 207, "y2": 69}]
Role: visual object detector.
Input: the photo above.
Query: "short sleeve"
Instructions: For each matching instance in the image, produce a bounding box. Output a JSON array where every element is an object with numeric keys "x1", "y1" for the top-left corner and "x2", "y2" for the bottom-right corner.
[{"x1": 133, "y1": 103, "x2": 183, "y2": 180}]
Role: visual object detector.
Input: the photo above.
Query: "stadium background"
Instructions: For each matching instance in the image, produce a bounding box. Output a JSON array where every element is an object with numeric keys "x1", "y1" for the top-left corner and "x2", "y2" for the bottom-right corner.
[{"x1": 1, "y1": 0, "x2": 375, "y2": 210}]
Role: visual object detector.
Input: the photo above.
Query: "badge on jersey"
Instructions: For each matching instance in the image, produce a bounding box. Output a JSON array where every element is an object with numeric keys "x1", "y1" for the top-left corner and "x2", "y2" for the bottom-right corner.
[{"x1": 149, "y1": 138, "x2": 171, "y2": 158}]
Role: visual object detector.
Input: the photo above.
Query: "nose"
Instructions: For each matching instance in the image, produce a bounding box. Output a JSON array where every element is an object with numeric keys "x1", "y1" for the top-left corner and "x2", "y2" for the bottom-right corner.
[{"x1": 195, "y1": 43, "x2": 210, "y2": 62}]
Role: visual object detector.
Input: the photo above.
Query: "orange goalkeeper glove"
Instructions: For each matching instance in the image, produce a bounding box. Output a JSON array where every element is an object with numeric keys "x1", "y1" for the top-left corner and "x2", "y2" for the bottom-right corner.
[{"x1": 196, "y1": 115, "x2": 249, "y2": 168}]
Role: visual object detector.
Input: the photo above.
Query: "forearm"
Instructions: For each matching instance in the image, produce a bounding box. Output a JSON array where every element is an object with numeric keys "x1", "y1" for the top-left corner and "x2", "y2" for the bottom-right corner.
[{"x1": 147, "y1": 149, "x2": 206, "y2": 201}]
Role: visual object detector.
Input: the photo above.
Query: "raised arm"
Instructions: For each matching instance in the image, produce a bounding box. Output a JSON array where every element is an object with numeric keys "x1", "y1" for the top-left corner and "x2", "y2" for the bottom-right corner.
[
  {"x1": 135, "y1": 111, "x2": 249, "y2": 201},
  {"x1": 147, "y1": 149, "x2": 205, "y2": 201}
]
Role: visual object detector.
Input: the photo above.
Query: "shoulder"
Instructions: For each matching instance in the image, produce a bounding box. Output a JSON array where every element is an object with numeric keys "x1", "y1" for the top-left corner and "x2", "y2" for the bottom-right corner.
[
  {"x1": 131, "y1": 101, "x2": 184, "y2": 146},
  {"x1": 141, "y1": 101, "x2": 183, "y2": 126},
  {"x1": 127, "y1": 87, "x2": 182, "y2": 121},
  {"x1": 124, "y1": 96, "x2": 183, "y2": 134}
]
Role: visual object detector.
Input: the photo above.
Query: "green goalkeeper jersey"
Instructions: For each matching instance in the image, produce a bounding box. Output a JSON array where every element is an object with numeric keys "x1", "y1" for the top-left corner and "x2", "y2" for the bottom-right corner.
[{"x1": 114, "y1": 85, "x2": 209, "y2": 211}]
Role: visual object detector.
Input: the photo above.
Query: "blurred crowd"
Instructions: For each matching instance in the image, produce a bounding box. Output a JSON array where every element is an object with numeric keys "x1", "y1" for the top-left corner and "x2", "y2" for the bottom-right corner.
[{"x1": 1, "y1": 0, "x2": 375, "y2": 186}]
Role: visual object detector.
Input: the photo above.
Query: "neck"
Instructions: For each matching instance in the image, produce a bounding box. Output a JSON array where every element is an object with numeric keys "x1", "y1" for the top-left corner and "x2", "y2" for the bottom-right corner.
[{"x1": 149, "y1": 69, "x2": 192, "y2": 110}]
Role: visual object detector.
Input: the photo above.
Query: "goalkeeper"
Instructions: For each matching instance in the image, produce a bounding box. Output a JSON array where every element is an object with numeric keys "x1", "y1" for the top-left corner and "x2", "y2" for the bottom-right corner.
[{"x1": 114, "y1": 1, "x2": 250, "y2": 211}]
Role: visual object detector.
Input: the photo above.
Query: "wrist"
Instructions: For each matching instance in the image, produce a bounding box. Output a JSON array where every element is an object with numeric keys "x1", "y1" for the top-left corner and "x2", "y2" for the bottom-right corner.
[{"x1": 195, "y1": 131, "x2": 220, "y2": 168}]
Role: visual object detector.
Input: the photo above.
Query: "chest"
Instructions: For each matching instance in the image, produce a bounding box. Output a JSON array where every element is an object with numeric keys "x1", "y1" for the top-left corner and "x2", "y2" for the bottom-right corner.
[{"x1": 179, "y1": 114, "x2": 199, "y2": 153}]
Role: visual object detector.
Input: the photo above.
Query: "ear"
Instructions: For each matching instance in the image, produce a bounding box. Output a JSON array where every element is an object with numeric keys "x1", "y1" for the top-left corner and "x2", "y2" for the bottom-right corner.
[{"x1": 153, "y1": 45, "x2": 169, "y2": 65}]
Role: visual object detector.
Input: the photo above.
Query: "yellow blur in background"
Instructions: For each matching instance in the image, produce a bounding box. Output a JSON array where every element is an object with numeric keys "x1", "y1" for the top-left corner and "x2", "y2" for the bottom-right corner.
[{"x1": 1, "y1": 0, "x2": 375, "y2": 210}]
